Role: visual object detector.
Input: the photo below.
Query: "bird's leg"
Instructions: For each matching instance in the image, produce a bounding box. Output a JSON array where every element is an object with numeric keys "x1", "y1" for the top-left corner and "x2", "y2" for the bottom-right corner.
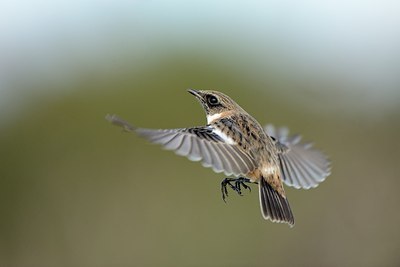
[
  {"x1": 236, "y1": 178, "x2": 252, "y2": 193},
  {"x1": 221, "y1": 177, "x2": 256, "y2": 202},
  {"x1": 221, "y1": 178, "x2": 236, "y2": 202}
]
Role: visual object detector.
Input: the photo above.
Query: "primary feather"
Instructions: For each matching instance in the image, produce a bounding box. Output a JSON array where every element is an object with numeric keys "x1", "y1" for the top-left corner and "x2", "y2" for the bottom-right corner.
[
  {"x1": 265, "y1": 124, "x2": 331, "y2": 189},
  {"x1": 106, "y1": 114, "x2": 256, "y2": 176}
]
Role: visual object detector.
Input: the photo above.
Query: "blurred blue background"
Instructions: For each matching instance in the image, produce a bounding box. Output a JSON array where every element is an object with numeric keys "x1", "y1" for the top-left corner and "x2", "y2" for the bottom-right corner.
[{"x1": 1, "y1": 1, "x2": 399, "y2": 266}]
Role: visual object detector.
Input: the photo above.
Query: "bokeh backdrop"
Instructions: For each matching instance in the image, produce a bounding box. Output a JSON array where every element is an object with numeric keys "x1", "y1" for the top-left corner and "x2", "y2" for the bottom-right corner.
[{"x1": 1, "y1": 1, "x2": 400, "y2": 266}]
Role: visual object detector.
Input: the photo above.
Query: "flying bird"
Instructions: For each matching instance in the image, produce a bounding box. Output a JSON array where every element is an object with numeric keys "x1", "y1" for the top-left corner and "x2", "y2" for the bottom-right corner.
[{"x1": 106, "y1": 89, "x2": 331, "y2": 226}]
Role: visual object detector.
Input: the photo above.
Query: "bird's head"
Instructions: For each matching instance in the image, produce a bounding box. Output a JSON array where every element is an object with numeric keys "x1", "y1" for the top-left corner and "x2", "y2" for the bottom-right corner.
[{"x1": 187, "y1": 89, "x2": 244, "y2": 124}]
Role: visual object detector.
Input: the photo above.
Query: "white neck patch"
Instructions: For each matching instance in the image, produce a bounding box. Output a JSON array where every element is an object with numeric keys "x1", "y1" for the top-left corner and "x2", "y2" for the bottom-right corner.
[{"x1": 207, "y1": 113, "x2": 223, "y2": 124}]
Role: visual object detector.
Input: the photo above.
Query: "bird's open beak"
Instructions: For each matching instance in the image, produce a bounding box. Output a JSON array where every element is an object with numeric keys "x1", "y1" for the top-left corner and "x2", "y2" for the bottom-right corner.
[{"x1": 187, "y1": 89, "x2": 202, "y2": 98}]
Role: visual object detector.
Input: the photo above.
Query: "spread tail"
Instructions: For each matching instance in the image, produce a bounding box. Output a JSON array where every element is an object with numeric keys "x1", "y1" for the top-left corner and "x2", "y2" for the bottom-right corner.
[{"x1": 259, "y1": 178, "x2": 295, "y2": 227}]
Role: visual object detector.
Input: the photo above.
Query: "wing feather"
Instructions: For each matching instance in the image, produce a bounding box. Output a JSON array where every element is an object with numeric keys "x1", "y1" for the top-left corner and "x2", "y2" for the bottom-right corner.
[
  {"x1": 218, "y1": 145, "x2": 240, "y2": 175},
  {"x1": 206, "y1": 142, "x2": 224, "y2": 173},
  {"x1": 265, "y1": 124, "x2": 331, "y2": 189},
  {"x1": 187, "y1": 136, "x2": 202, "y2": 161},
  {"x1": 175, "y1": 135, "x2": 191, "y2": 156},
  {"x1": 198, "y1": 139, "x2": 213, "y2": 167},
  {"x1": 107, "y1": 115, "x2": 256, "y2": 176}
]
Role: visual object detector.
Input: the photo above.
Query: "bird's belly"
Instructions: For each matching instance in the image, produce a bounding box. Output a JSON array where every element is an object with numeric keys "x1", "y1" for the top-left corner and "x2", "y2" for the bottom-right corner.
[
  {"x1": 246, "y1": 164, "x2": 286, "y2": 197},
  {"x1": 246, "y1": 164, "x2": 279, "y2": 181}
]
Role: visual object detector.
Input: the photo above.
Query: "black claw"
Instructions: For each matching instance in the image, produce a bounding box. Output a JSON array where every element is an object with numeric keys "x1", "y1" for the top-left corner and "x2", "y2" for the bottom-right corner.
[
  {"x1": 221, "y1": 181, "x2": 228, "y2": 202},
  {"x1": 220, "y1": 177, "x2": 254, "y2": 201},
  {"x1": 242, "y1": 183, "x2": 249, "y2": 193},
  {"x1": 221, "y1": 178, "x2": 232, "y2": 202}
]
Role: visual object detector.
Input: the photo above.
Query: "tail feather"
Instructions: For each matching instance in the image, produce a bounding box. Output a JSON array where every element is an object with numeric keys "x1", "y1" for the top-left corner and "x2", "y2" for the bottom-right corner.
[{"x1": 259, "y1": 178, "x2": 295, "y2": 227}]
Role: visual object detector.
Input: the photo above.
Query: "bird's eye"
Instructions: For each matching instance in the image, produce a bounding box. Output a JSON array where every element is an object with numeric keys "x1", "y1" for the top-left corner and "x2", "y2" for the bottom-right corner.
[{"x1": 207, "y1": 95, "x2": 220, "y2": 106}]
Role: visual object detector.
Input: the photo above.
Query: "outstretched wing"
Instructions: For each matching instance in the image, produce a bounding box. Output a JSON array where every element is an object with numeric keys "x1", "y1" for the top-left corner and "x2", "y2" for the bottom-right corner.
[
  {"x1": 106, "y1": 114, "x2": 256, "y2": 176},
  {"x1": 265, "y1": 124, "x2": 331, "y2": 189}
]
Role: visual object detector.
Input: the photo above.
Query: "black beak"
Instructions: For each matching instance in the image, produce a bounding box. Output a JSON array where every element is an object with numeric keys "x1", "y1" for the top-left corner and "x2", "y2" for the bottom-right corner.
[{"x1": 187, "y1": 89, "x2": 201, "y2": 97}]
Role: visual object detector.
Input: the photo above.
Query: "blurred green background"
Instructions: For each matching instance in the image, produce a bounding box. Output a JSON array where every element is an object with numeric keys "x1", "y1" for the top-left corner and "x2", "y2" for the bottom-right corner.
[{"x1": 1, "y1": 1, "x2": 400, "y2": 266}]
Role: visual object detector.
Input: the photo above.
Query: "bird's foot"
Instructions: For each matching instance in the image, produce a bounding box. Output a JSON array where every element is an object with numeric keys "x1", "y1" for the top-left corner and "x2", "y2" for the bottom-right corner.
[{"x1": 221, "y1": 177, "x2": 254, "y2": 202}]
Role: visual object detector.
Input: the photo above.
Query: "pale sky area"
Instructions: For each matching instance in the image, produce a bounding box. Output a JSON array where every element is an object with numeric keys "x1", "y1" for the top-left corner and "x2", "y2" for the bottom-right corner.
[{"x1": 0, "y1": 0, "x2": 399, "y2": 117}]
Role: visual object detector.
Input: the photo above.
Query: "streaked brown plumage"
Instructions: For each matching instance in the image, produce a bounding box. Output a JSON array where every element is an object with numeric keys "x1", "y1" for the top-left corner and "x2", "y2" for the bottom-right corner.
[{"x1": 106, "y1": 89, "x2": 331, "y2": 227}]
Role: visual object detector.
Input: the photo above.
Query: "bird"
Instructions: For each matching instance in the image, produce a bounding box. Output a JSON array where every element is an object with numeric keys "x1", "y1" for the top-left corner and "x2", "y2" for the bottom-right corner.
[{"x1": 106, "y1": 89, "x2": 331, "y2": 227}]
